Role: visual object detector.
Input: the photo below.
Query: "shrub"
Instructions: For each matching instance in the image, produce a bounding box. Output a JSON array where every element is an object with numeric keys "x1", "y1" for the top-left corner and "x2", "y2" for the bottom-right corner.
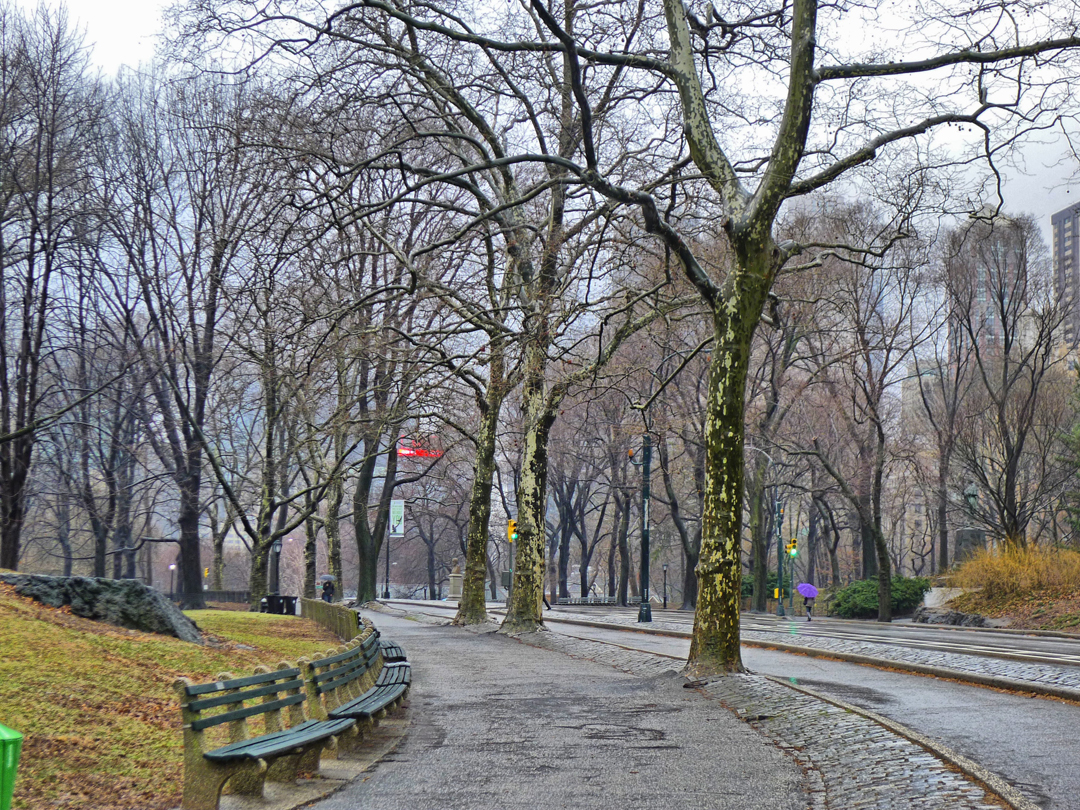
[
  {"x1": 830, "y1": 576, "x2": 932, "y2": 619},
  {"x1": 952, "y1": 547, "x2": 1080, "y2": 598},
  {"x1": 741, "y1": 571, "x2": 780, "y2": 598}
]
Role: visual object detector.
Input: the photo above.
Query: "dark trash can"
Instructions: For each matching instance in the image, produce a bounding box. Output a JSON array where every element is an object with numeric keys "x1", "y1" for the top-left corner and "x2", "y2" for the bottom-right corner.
[
  {"x1": 265, "y1": 594, "x2": 283, "y2": 614},
  {"x1": 282, "y1": 596, "x2": 297, "y2": 615}
]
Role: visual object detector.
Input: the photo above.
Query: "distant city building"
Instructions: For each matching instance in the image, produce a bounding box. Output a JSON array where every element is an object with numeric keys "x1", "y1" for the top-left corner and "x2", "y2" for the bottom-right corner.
[
  {"x1": 945, "y1": 213, "x2": 1030, "y2": 359},
  {"x1": 1051, "y1": 203, "x2": 1080, "y2": 349}
]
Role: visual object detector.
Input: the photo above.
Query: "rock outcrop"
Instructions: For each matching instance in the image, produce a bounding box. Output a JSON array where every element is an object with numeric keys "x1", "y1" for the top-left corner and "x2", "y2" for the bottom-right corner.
[
  {"x1": 912, "y1": 604, "x2": 989, "y2": 627},
  {"x1": 0, "y1": 574, "x2": 203, "y2": 643}
]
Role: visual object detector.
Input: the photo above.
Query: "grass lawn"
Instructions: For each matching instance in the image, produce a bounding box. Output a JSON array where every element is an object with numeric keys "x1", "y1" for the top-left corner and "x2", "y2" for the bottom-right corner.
[{"x1": 0, "y1": 585, "x2": 345, "y2": 810}]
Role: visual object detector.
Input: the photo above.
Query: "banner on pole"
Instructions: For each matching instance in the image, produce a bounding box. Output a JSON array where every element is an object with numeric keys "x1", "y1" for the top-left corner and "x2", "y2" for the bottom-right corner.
[{"x1": 389, "y1": 499, "x2": 405, "y2": 536}]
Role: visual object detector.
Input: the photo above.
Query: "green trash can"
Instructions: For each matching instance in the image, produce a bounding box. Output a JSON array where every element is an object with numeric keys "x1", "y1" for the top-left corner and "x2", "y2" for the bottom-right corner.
[{"x1": 0, "y1": 723, "x2": 22, "y2": 810}]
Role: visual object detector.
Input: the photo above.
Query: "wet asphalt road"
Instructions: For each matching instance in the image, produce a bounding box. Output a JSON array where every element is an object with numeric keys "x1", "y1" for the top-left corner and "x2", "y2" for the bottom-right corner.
[{"x1": 744, "y1": 648, "x2": 1080, "y2": 810}]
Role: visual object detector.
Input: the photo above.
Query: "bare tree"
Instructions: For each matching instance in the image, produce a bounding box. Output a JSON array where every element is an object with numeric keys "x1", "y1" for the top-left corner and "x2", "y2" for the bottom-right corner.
[
  {"x1": 179, "y1": 0, "x2": 1080, "y2": 669},
  {"x1": 945, "y1": 214, "x2": 1073, "y2": 548},
  {"x1": 0, "y1": 5, "x2": 104, "y2": 570},
  {"x1": 800, "y1": 204, "x2": 935, "y2": 620},
  {"x1": 103, "y1": 72, "x2": 277, "y2": 607}
]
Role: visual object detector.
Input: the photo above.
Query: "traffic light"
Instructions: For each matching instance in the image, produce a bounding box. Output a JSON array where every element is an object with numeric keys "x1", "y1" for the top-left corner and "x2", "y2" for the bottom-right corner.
[
  {"x1": 204, "y1": 567, "x2": 209, "y2": 578},
  {"x1": 788, "y1": 539, "x2": 798, "y2": 557},
  {"x1": 507, "y1": 520, "x2": 518, "y2": 543}
]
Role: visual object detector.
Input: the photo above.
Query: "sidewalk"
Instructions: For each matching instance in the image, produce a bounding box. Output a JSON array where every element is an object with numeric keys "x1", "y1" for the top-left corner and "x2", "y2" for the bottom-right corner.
[
  {"x1": 314, "y1": 610, "x2": 804, "y2": 810},
  {"x1": 305, "y1": 607, "x2": 1027, "y2": 810}
]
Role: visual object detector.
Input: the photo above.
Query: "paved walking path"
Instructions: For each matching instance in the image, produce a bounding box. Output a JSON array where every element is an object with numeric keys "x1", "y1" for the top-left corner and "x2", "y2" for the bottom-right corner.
[
  {"x1": 316, "y1": 610, "x2": 804, "y2": 810},
  {"x1": 319, "y1": 607, "x2": 1027, "y2": 810}
]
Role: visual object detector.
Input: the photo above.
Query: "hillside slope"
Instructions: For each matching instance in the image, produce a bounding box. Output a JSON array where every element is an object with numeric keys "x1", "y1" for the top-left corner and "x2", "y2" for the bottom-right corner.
[{"x1": 0, "y1": 585, "x2": 341, "y2": 810}]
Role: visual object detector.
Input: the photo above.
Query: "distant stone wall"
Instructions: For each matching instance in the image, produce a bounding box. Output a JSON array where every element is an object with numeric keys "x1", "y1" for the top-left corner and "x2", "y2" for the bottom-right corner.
[
  {"x1": 0, "y1": 574, "x2": 203, "y2": 643},
  {"x1": 299, "y1": 597, "x2": 362, "y2": 641}
]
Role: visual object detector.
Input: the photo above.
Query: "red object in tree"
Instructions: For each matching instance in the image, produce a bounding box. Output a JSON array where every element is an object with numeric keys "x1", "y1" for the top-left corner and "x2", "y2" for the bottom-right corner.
[{"x1": 398, "y1": 440, "x2": 442, "y2": 458}]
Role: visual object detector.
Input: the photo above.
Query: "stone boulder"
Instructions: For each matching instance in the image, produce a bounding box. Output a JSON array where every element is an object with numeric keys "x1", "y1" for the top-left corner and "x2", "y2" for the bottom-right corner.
[
  {"x1": 0, "y1": 574, "x2": 203, "y2": 644},
  {"x1": 912, "y1": 604, "x2": 989, "y2": 627}
]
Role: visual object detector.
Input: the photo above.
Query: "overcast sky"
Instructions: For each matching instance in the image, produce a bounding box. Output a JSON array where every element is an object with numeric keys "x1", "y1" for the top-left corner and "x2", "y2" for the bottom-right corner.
[
  {"x1": 30, "y1": 0, "x2": 165, "y2": 74},
  {"x1": 17, "y1": 0, "x2": 1080, "y2": 247}
]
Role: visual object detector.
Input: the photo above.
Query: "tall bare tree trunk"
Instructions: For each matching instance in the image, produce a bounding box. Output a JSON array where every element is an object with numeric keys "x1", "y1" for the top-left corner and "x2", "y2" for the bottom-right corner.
[
  {"x1": 455, "y1": 342, "x2": 506, "y2": 624},
  {"x1": 688, "y1": 277, "x2": 769, "y2": 674},
  {"x1": 501, "y1": 338, "x2": 555, "y2": 632}
]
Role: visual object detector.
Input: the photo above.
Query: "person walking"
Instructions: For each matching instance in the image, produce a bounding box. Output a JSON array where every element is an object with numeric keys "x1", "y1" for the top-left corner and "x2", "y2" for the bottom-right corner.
[
  {"x1": 321, "y1": 579, "x2": 335, "y2": 603},
  {"x1": 803, "y1": 594, "x2": 814, "y2": 621}
]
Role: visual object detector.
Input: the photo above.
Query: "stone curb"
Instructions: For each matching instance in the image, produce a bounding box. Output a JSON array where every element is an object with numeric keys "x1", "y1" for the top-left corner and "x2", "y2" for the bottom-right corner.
[
  {"x1": 538, "y1": 613, "x2": 1080, "y2": 703},
  {"x1": 747, "y1": 638, "x2": 1080, "y2": 703},
  {"x1": 765, "y1": 675, "x2": 1040, "y2": 810}
]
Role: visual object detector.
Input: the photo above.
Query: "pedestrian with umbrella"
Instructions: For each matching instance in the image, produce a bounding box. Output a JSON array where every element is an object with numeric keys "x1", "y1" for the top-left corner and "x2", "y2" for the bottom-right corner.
[
  {"x1": 797, "y1": 583, "x2": 818, "y2": 621},
  {"x1": 319, "y1": 574, "x2": 336, "y2": 603}
]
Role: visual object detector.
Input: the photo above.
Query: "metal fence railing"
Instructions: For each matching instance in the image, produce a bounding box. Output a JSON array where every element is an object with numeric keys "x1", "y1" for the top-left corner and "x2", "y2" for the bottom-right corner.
[
  {"x1": 299, "y1": 598, "x2": 362, "y2": 641},
  {"x1": 557, "y1": 596, "x2": 643, "y2": 606}
]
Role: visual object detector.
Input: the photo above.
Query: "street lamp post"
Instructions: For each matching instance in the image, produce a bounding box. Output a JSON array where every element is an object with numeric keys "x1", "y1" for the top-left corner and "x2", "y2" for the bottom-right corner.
[
  {"x1": 775, "y1": 499, "x2": 785, "y2": 617},
  {"x1": 269, "y1": 538, "x2": 283, "y2": 594},
  {"x1": 169, "y1": 564, "x2": 176, "y2": 600},
  {"x1": 383, "y1": 535, "x2": 391, "y2": 599},
  {"x1": 662, "y1": 563, "x2": 668, "y2": 610},
  {"x1": 629, "y1": 434, "x2": 652, "y2": 623}
]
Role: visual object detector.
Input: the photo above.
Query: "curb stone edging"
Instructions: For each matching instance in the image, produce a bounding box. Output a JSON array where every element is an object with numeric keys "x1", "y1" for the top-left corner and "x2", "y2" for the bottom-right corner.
[
  {"x1": 765, "y1": 675, "x2": 1040, "y2": 810},
  {"x1": 531, "y1": 612, "x2": 1080, "y2": 704},
  {"x1": 749, "y1": 639, "x2": 1080, "y2": 704}
]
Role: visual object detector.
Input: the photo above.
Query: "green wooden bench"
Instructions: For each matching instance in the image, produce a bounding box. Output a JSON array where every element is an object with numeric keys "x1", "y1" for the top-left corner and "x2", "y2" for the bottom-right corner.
[
  {"x1": 174, "y1": 664, "x2": 357, "y2": 810},
  {"x1": 375, "y1": 630, "x2": 407, "y2": 663},
  {"x1": 301, "y1": 631, "x2": 411, "y2": 727}
]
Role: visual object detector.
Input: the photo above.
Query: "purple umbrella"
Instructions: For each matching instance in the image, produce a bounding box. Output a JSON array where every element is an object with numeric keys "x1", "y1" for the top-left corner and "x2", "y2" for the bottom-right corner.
[{"x1": 796, "y1": 583, "x2": 818, "y2": 599}]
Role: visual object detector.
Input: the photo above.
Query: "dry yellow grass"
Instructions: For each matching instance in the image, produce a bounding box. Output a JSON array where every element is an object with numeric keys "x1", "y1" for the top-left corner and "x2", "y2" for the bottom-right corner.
[
  {"x1": 0, "y1": 585, "x2": 344, "y2": 810},
  {"x1": 951, "y1": 546, "x2": 1080, "y2": 598}
]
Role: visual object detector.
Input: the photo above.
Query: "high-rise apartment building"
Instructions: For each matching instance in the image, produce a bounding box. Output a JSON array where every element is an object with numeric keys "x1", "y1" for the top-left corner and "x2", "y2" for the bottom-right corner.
[
  {"x1": 945, "y1": 213, "x2": 1028, "y2": 359},
  {"x1": 1051, "y1": 203, "x2": 1080, "y2": 348}
]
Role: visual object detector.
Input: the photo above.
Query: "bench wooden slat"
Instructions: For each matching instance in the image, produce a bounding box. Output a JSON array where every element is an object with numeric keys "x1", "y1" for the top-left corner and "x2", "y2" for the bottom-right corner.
[
  {"x1": 376, "y1": 664, "x2": 411, "y2": 687},
  {"x1": 308, "y1": 646, "x2": 380, "y2": 694},
  {"x1": 311, "y1": 645, "x2": 364, "y2": 668},
  {"x1": 312, "y1": 648, "x2": 378, "y2": 683},
  {"x1": 379, "y1": 639, "x2": 407, "y2": 662},
  {"x1": 327, "y1": 683, "x2": 409, "y2": 721},
  {"x1": 317, "y1": 661, "x2": 369, "y2": 694},
  {"x1": 188, "y1": 678, "x2": 305, "y2": 712},
  {"x1": 203, "y1": 717, "x2": 355, "y2": 762},
  {"x1": 312, "y1": 655, "x2": 365, "y2": 683},
  {"x1": 185, "y1": 668, "x2": 301, "y2": 696},
  {"x1": 190, "y1": 693, "x2": 307, "y2": 731}
]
